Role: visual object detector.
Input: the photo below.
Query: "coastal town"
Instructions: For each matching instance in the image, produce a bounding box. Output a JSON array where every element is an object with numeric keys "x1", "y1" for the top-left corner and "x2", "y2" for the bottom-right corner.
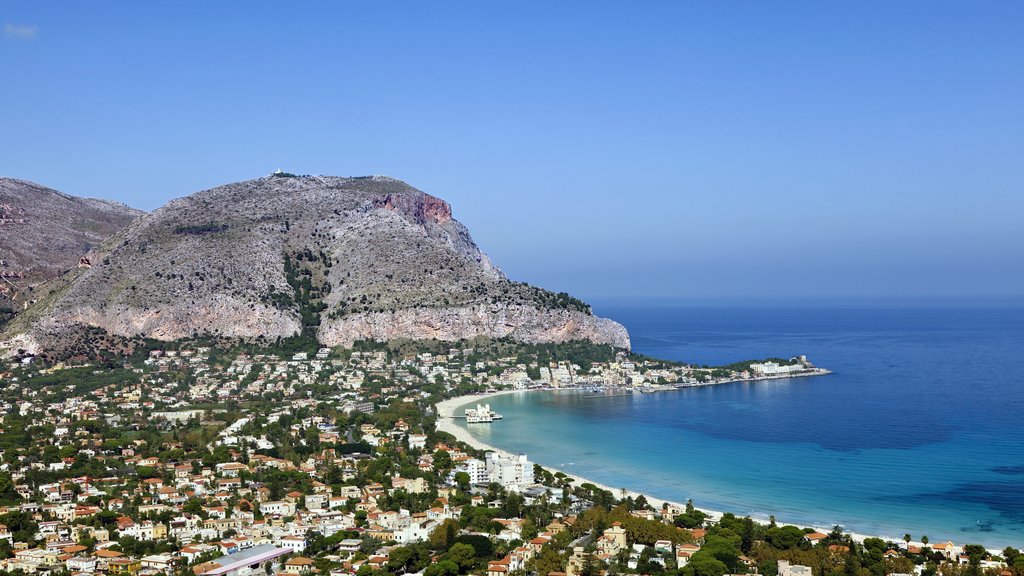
[{"x1": 0, "y1": 339, "x2": 1015, "y2": 576}]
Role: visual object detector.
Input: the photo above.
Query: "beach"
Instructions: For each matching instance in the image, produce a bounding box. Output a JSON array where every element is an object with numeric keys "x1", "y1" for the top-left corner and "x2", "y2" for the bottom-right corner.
[
  {"x1": 435, "y1": 389, "x2": 723, "y2": 518},
  {"x1": 434, "y1": 389, "x2": 923, "y2": 549}
]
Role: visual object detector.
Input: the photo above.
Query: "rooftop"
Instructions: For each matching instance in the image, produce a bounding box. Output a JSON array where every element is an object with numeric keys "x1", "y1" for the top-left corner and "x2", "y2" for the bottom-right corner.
[{"x1": 197, "y1": 544, "x2": 292, "y2": 576}]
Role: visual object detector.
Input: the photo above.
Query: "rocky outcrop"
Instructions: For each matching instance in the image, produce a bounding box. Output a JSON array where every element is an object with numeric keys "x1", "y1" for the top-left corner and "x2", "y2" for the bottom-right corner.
[
  {"x1": 376, "y1": 192, "x2": 453, "y2": 225},
  {"x1": 319, "y1": 303, "x2": 631, "y2": 349},
  {"x1": 2, "y1": 174, "x2": 629, "y2": 356}
]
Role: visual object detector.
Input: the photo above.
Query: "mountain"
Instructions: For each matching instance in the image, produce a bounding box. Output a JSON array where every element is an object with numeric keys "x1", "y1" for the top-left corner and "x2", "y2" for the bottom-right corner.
[
  {"x1": 0, "y1": 178, "x2": 143, "y2": 326},
  {"x1": 2, "y1": 174, "x2": 629, "y2": 356}
]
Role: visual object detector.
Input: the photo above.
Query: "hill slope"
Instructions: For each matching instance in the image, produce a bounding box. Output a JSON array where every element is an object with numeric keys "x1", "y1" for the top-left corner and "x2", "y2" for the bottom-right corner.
[
  {"x1": 3, "y1": 175, "x2": 629, "y2": 355},
  {"x1": 0, "y1": 178, "x2": 143, "y2": 326}
]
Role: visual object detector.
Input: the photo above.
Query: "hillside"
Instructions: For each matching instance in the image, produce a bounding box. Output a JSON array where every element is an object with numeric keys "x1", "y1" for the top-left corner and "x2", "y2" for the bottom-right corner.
[
  {"x1": 0, "y1": 178, "x2": 143, "y2": 326},
  {"x1": 2, "y1": 174, "x2": 629, "y2": 356}
]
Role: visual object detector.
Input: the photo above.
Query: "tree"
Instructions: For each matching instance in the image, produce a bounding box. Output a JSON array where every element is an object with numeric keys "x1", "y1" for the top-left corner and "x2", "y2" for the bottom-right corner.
[
  {"x1": 740, "y1": 517, "x2": 755, "y2": 554},
  {"x1": 433, "y1": 450, "x2": 452, "y2": 473},
  {"x1": 0, "y1": 511, "x2": 37, "y2": 543},
  {"x1": 765, "y1": 525, "x2": 805, "y2": 550},
  {"x1": 1012, "y1": 555, "x2": 1024, "y2": 576},
  {"x1": 683, "y1": 555, "x2": 728, "y2": 576},
  {"x1": 675, "y1": 500, "x2": 708, "y2": 529},
  {"x1": 445, "y1": 543, "x2": 478, "y2": 573},
  {"x1": 528, "y1": 546, "x2": 565, "y2": 576},
  {"x1": 0, "y1": 472, "x2": 19, "y2": 504},
  {"x1": 963, "y1": 544, "x2": 987, "y2": 562},
  {"x1": 921, "y1": 536, "x2": 929, "y2": 545},
  {"x1": 844, "y1": 545, "x2": 862, "y2": 576},
  {"x1": 453, "y1": 535, "x2": 494, "y2": 560},
  {"x1": 521, "y1": 518, "x2": 539, "y2": 541},
  {"x1": 429, "y1": 519, "x2": 460, "y2": 551},
  {"x1": 1003, "y1": 547, "x2": 1021, "y2": 566},
  {"x1": 183, "y1": 498, "x2": 205, "y2": 517},
  {"x1": 387, "y1": 546, "x2": 415, "y2": 574},
  {"x1": 580, "y1": 553, "x2": 599, "y2": 576},
  {"x1": 424, "y1": 560, "x2": 459, "y2": 576}
]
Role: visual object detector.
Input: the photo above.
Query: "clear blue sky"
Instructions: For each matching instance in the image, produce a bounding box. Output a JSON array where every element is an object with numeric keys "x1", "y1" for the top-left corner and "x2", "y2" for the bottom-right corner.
[{"x1": 2, "y1": 2, "x2": 1022, "y2": 303}]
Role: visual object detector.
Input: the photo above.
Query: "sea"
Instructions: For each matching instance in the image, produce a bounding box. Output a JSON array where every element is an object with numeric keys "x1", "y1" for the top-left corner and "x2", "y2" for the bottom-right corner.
[{"x1": 452, "y1": 304, "x2": 1024, "y2": 548}]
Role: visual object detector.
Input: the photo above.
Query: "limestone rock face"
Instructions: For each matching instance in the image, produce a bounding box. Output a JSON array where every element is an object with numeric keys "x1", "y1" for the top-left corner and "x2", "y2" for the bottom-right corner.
[
  {"x1": 319, "y1": 303, "x2": 631, "y2": 349},
  {"x1": 0, "y1": 178, "x2": 143, "y2": 322},
  {"x1": 3, "y1": 174, "x2": 629, "y2": 355}
]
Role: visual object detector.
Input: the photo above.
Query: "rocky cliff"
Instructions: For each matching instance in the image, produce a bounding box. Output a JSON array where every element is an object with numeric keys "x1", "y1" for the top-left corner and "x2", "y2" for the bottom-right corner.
[
  {"x1": 0, "y1": 178, "x2": 143, "y2": 326},
  {"x1": 2, "y1": 175, "x2": 629, "y2": 355}
]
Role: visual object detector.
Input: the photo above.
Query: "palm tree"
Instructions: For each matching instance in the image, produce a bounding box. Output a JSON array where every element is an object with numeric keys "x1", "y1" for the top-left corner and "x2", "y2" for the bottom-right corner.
[
  {"x1": 904, "y1": 534, "x2": 912, "y2": 545},
  {"x1": 922, "y1": 535, "x2": 929, "y2": 545}
]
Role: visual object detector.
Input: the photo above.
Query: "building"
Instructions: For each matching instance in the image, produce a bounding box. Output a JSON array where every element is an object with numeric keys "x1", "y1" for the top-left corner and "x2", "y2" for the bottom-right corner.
[
  {"x1": 676, "y1": 544, "x2": 701, "y2": 567},
  {"x1": 259, "y1": 501, "x2": 296, "y2": 516},
  {"x1": 485, "y1": 452, "x2": 533, "y2": 492},
  {"x1": 108, "y1": 558, "x2": 143, "y2": 576},
  {"x1": 455, "y1": 458, "x2": 489, "y2": 485},
  {"x1": 750, "y1": 361, "x2": 804, "y2": 376},
  {"x1": 597, "y1": 523, "x2": 627, "y2": 556},
  {"x1": 284, "y1": 557, "x2": 314, "y2": 574},
  {"x1": 67, "y1": 556, "x2": 97, "y2": 573},
  {"x1": 196, "y1": 544, "x2": 293, "y2": 576},
  {"x1": 141, "y1": 554, "x2": 176, "y2": 573},
  {"x1": 932, "y1": 542, "x2": 960, "y2": 560},
  {"x1": 565, "y1": 547, "x2": 590, "y2": 576},
  {"x1": 779, "y1": 560, "x2": 813, "y2": 576},
  {"x1": 279, "y1": 535, "x2": 306, "y2": 553}
]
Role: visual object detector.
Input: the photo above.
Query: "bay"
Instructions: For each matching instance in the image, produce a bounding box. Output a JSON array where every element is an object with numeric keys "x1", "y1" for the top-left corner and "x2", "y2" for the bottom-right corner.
[{"x1": 454, "y1": 305, "x2": 1024, "y2": 548}]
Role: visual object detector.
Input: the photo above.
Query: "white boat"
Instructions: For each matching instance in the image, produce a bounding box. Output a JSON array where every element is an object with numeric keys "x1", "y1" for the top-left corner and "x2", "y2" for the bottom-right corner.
[{"x1": 465, "y1": 403, "x2": 503, "y2": 423}]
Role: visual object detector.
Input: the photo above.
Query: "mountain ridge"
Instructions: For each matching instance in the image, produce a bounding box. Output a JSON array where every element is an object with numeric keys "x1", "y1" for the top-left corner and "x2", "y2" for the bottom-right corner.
[
  {"x1": 0, "y1": 177, "x2": 144, "y2": 325},
  {"x1": 2, "y1": 174, "x2": 629, "y2": 356}
]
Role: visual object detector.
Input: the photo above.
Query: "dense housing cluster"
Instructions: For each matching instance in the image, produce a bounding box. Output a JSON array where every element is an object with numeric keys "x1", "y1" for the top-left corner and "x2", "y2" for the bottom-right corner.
[{"x1": 0, "y1": 341, "x2": 1015, "y2": 576}]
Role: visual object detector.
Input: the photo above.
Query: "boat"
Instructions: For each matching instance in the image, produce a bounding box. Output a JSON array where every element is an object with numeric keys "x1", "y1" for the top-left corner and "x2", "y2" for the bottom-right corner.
[{"x1": 465, "y1": 403, "x2": 503, "y2": 423}]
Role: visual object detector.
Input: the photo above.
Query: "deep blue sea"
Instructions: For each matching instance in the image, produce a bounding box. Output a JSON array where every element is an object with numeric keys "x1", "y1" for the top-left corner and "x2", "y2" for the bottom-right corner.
[{"x1": 453, "y1": 305, "x2": 1024, "y2": 548}]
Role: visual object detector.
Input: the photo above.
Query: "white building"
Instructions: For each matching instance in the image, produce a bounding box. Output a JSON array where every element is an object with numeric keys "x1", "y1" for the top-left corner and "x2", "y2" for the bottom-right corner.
[
  {"x1": 485, "y1": 452, "x2": 533, "y2": 492},
  {"x1": 259, "y1": 501, "x2": 296, "y2": 516},
  {"x1": 305, "y1": 494, "x2": 328, "y2": 511},
  {"x1": 67, "y1": 557, "x2": 97, "y2": 573},
  {"x1": 279, "y1": 535, "x2": 306, "y2": 553},
  {"x1": 455, "y1": 458, "x2": 489, "y2": 485},
  {"x1": 750, "y1": 361, "x2": 804, "y2": 376},
  {"x1": 408, "y1": 434, "x2": 428, "y2": 450}
]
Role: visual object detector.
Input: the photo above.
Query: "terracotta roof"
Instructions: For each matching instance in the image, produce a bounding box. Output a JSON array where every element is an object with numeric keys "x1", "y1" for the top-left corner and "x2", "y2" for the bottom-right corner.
[{"x1": 94, "y1": 550, "x2": 124, "y2": 558}]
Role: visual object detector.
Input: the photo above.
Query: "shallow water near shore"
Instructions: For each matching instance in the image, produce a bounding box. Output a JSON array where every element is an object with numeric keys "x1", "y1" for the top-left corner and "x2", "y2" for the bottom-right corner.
[{"x1": 453, "y1": 304, "x2": 1024, "y2": 548}]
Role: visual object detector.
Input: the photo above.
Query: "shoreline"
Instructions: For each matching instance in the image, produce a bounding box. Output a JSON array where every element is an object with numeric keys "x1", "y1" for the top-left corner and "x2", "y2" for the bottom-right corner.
[{"x1": 434, "y1": 388, "x2": 942, "y2": 551}]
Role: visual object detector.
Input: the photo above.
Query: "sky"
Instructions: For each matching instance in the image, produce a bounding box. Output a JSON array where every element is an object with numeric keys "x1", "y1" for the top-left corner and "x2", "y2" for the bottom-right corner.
[{"x1": 2, "y1": 2, "x2": 1023, "y2": 304}]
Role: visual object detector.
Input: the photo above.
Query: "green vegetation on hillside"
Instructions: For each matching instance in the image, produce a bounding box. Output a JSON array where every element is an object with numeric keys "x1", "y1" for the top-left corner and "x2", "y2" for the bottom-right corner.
[
  {"x1": 0, "y1": 305, "x2": 13, "y2": 330},
  {"x1": 714, "y1": 357, "x2": 800, "y2": 372},
  {"x1": 348, "y1": 336, "x2": 624, "y2": 367},
  {"x1": 173, "y1": 222, "x2": 229, "y2": 235},
  {"x1": 513, "y1": 282, "x2": 592, "y2": 314}
]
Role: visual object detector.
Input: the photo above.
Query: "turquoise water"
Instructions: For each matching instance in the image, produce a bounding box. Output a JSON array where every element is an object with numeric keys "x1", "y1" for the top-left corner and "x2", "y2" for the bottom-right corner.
[{"x1": 453, "y1": 305, "x2": 1024, "y2": 548}]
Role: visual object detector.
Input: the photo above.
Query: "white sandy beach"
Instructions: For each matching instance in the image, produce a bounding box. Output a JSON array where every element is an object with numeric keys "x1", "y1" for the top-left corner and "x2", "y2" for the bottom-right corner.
[{"x1": 434, "y1": 389, "x2": 935, "y2": 549}]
